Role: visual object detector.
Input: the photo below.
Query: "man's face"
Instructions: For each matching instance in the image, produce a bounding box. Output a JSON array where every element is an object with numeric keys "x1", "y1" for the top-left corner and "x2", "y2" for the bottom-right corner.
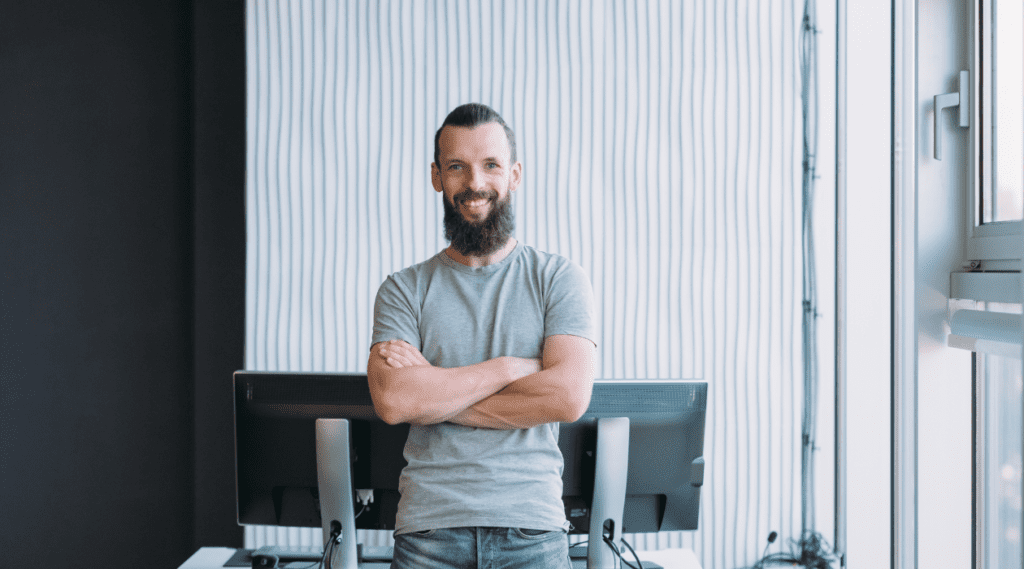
[{"x1": 432, "y1": 122, "x2": 522, "y2": 255}]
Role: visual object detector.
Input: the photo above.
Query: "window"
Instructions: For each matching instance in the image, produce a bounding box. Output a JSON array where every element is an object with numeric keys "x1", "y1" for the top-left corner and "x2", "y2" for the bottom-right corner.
[
  {"x1": 979, "y1": 344, "x2": 1023, "y2": 568},
  {"x1": 943, "y1": 4, "x2": 1023, "y2": 568},
  {"x1": 967, "y1": 0, "x2": 1023, "y2": 262}
]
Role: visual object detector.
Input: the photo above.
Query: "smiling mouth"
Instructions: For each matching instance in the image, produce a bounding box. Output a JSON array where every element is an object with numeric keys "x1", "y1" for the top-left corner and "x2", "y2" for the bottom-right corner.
[
  {"x1": 460, "y1": 198, "x2": 491, "y2": 210},
  {"x1": 456, "y1": 191, "x2": 497, "y2": 213}
]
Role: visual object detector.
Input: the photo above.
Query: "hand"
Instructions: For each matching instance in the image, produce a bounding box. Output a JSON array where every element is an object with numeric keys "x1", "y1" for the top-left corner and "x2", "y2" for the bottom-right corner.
[{"x1": 377, "y1": 339, "x2": 431, "y2": 369}]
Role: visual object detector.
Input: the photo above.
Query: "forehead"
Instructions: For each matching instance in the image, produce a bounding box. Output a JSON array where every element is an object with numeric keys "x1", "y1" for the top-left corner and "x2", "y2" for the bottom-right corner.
[{"x1": 437, "y1": 122, "x2": 511, "y2": 164}]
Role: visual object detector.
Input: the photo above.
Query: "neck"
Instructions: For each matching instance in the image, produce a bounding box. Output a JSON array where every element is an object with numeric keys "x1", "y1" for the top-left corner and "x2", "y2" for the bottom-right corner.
[{"x1": 445, "y1": 238, "x2": 518, "y2": 268}]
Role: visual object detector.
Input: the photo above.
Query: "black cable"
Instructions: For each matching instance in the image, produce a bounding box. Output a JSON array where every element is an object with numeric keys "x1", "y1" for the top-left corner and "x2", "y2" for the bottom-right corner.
[
  {"x1": 322, "y1": 537, "x2": 335, "y2": 569},
  {"x1": 325, "y1": 522, "x2": 343, "y2": 569},
  {"x1": 573, "y1": 536, "x2": 643, "y2": 564},
  {"x1": 602, "y1": 536, "x2": 642, "y2": 569},
  {"x1": 798, "y1": 0, "x2": 821, "y2": 541},
  {"x1": 283, "y1": 537, "x2": 333, "y2": 569},
  {"x1": 618, "y1": 537, "x2": 645, "y2": 569}
]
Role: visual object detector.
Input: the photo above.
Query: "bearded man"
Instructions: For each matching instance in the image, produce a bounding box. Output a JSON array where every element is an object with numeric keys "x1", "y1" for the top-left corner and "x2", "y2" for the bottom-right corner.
[{"x1": 367, "y1": 103, "x2": 598, "y2": 569}]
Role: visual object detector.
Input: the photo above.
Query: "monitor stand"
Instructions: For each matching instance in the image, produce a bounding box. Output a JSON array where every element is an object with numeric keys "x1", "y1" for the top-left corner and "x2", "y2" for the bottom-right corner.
[
  {"x1": 574, "y1": 417, "x2": 666, "y2": 569},
  {"x1": 315, "y1": 419, "x2": 359, "y2": 569},
  {"x1": 315, "y1": 417, "x2": 648, "y2": 569},
  {"x1": 586, "y1": 417, "x2": 630, "y2": 569}
]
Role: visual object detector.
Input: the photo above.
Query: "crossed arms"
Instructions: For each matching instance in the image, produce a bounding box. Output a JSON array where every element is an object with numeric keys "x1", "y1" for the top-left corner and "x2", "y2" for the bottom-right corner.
[{"x1": 367, "y1": 334, "x2": 596, "y2": 429}]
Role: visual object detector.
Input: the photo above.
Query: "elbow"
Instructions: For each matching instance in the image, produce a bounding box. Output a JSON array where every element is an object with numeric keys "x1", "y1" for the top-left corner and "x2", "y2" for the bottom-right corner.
[
  {"x1": 374, "y1": 401, "x2": 405, "y2": 425},
  {"x1": 560, "y1": 374, "x2": 594, "y2": 423},
  {"x1": 560, "y1": 399, "x2": 589, "y2": 423},
  {"x1": 368, "y1": 370, "x2": 410, "y2": 425},
  {"x1": 372, "y1": 386, "x2": 433, "y2": 425},
  {"x1": 558, "y1": 388, "x2": 592, "y2": 423},
  {"x1": 558, "y1": 351, "x2": 596, "y2": 423},
  {"x1": 370, "y1": 389, "x2": 414, "y2": 425},
  {"x1": 369, "y1": 374, "x2": 435, "y2": 425}
]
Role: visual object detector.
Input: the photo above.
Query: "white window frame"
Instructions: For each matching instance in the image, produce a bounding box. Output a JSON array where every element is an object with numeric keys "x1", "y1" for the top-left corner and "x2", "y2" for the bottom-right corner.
[{"x1": 964, "y1": 0, "x2": 1023, "y2": 263}]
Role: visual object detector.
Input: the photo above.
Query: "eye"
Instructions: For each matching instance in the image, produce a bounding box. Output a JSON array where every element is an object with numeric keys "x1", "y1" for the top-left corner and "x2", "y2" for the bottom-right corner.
[
  {"x1": 448, "y1": 164, "x2": 463, "y2": 171},
  {"x1": 486, "y1": 162, "x2": 499, "y2": 169}
]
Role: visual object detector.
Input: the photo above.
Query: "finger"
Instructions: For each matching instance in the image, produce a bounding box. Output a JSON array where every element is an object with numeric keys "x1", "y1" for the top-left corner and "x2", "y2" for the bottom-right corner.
[
  {"x1": 377, "y1": 348, "x2": 402, "y2": 368},
  {"x1": 389, "y1": 342, "x2": 425, "y2": 361},
  {"x1": 390, "y1": 353, "x2": 418, "y2": 368},
  {"x1": 383, "y1": 340, "x2": 431, "y2": 366},
  {"x1": 379, "y1": 345, "x2": 420, "y2": 369}
]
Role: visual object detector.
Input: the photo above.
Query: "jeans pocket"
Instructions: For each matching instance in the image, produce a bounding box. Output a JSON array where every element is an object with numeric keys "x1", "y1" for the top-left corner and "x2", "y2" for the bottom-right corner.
[
  {"x1": 408, "y1": 528, "x2": 437, "y2": 537},
  {"x1": 512, "y1": 527, "x2": 560, "y2": 540}
]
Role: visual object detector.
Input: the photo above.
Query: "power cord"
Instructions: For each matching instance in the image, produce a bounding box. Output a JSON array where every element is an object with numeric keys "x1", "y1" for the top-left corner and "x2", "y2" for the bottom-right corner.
[
  {"x1": 617, "y1": 537, "x2": 645, "y2": 569},
  {"x1": 323, "y1": 520, "x2": 342, "y2": 569},
  {"x1": 320, "y1": 537, "x2": 337, "y2": 569},
  {"x1": 310, "y1": 506, "x2": 363, "y2": 569},
  {"x1": 294, "y1": 520, "x2": 342, "y2": 569},
  {"x1": 251, "y1": 521, "x2": 344, "y2": 569},
  {"x1": 602, "y1": 536, "x2": 644, "y2": 569}
]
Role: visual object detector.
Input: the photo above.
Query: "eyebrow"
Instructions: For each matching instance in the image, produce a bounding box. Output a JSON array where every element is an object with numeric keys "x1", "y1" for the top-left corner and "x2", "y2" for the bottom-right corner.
[{"x1": 444, "y1": 157, "x2": 504, "y2": 166}]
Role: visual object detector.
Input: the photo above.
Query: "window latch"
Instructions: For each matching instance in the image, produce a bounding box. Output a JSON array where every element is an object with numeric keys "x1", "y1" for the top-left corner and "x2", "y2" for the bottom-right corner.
[{"x1": 933, "y1": 70, "x2": 969, "y2": 160}]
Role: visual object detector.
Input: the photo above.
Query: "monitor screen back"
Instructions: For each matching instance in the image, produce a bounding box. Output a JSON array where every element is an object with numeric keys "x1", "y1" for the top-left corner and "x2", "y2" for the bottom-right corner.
[{"x1": 234, "y1": 373, "x2": 706, "y2": 533}]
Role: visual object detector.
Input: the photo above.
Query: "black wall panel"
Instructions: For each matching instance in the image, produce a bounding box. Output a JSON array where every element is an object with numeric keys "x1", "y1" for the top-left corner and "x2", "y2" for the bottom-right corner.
[
  {"x1": 0, "y1": 0, "x2": 245, "y2": 565},
  {"x1": 192, "y1": 0, "x2": 246, "y2": 551}
]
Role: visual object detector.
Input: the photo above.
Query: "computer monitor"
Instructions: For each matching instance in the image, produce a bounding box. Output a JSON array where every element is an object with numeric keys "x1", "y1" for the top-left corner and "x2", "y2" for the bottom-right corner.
[
  {"x1": 560, "y1": 379, "x2": 708, "y2": 535},
  {"x1": 234, "y1": 372, "x2": 408, "y2": 532},
  {"x1": 234, "y1": 372, "x2": 707, "y2": 566}
]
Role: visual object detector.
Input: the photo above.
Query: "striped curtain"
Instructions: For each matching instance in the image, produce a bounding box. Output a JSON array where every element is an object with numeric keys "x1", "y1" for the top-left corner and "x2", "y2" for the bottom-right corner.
[{"x1": 244, "y1": 1, "x2": 807, "y2": 567}]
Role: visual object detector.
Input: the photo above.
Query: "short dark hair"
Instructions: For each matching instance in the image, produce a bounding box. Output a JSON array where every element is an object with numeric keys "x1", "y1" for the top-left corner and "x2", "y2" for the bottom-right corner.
[{"x1": 433, "y1": 103, "x2": 517, "y2": 167}]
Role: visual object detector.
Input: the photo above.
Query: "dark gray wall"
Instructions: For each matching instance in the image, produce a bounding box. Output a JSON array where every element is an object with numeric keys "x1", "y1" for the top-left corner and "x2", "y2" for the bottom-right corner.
[
  {"x1": 0, "y1": 0, "x2": 244, "y2": 565},
  {"x1": 192, "y1": 0, "x2": 246, "y2": 553}
]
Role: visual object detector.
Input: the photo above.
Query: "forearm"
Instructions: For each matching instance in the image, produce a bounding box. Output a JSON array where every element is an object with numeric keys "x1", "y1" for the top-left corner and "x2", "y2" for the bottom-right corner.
[
  {"x1": 450, "y1": 367, "x2": 593, "y2": 430},
  {"x1": 369, "y1": 358, "x2": 507, "y2": 425},
  {"x1": 368, "y1": 341, "x2": 540, "y2": 425},
  {"x1": 449, "y1": 334, "x2": 597, "y2": 430}
]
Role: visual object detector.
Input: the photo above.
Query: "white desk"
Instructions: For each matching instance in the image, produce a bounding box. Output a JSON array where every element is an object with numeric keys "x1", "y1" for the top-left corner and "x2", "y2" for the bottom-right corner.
[
  {"x1": 178, "y1": 548, "x2": 233, "y2": 568},
  {"x1": 179, "y1": 547, "x2": 702, "y2": 569},
  {"x1": 178, "y1": 548, "x2": 389, "y2": 569}
]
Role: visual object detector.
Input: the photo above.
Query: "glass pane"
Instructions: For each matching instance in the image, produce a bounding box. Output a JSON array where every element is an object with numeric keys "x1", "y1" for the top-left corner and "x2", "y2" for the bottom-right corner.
[
  {"x1": 981, "y1": 0, "x2": 1024, "y2": 223},
  {"x1": 982, "y1": 302, "x2": 1023, "y2": 567}
]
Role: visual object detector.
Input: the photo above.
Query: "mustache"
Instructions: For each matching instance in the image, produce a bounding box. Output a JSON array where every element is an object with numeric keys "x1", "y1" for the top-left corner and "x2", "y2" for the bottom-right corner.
[{"x1": 453, "y1": 189, "x2": 498, "y2": 205}]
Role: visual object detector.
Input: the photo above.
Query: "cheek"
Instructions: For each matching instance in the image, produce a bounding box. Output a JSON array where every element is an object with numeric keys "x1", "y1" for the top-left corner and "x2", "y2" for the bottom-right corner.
[{"x1": 442, "y1": 172, "x2": 464, "y2": 189}]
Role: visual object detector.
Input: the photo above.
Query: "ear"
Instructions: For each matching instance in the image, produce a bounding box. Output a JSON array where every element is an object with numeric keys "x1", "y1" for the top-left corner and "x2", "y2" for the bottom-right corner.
[
  {"x1": 430, "y1": 162, "x2": 443, "y2": 194},
  {"x1": 508, "y1": 161, "x2": 523, "y2": 193}
]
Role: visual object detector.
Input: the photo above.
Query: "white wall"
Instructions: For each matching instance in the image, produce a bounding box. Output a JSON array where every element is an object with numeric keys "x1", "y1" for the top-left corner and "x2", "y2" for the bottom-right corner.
[
  {"x1": 842, "y1": 0, "x2": 893, "y2": 566},
  {"x1": 244, "y1": 2, "x2": 829, "y2": 567}
]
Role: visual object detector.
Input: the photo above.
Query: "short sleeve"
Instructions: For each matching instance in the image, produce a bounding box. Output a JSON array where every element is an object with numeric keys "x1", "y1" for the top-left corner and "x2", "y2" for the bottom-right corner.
[
  {"x1": 370, "y1": 274, "x2": 422, "y2": 351},
  {"x1": 543, "y1": 260, "x2": 598, "y2": 347}
]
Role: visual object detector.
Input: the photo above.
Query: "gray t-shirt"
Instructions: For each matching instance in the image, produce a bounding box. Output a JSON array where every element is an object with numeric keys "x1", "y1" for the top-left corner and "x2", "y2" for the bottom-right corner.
[{"x1": 371, "y1": 241, "x2": 597, "y2": 535}]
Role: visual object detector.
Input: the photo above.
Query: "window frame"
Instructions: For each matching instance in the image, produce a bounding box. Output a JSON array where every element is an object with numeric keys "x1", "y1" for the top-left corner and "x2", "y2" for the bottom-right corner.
[{"x1": 964, "y1": 0, "x2": 1023, "y2": 263}]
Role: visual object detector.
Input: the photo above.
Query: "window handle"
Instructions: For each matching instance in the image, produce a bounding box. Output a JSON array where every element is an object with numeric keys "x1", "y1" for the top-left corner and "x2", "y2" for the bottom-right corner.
[{"x1": 933, "y1": 70, "x2": 969, "y2": 160}]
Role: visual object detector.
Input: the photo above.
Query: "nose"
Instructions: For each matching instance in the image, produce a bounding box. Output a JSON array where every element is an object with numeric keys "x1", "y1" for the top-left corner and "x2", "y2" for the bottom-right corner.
[{"x1": 465, "y1": 165, "x2": 486, "y2": 191}]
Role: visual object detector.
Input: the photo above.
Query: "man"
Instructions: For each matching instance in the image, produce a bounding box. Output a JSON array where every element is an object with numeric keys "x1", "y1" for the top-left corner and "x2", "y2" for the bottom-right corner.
[{"x1": 367, "y1": 103, "x2": 598, "y2": 569}]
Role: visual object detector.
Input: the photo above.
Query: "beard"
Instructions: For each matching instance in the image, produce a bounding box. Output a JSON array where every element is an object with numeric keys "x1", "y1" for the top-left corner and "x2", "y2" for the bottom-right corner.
[{"x1": 442, "y1": 186, "x2": 516, "y2": 256}]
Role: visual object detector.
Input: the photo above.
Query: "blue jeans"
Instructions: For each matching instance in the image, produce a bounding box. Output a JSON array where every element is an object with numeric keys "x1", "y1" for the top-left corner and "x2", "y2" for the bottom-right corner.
[{"x1": 392, "y1": 526, "x2": 572, "y2": 569}]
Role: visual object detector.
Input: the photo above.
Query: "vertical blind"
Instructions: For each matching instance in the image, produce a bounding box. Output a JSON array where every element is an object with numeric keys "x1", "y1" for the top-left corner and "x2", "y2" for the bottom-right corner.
[{"x1": 245, "y1": 1, "x2": 805, "y2": 567}]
